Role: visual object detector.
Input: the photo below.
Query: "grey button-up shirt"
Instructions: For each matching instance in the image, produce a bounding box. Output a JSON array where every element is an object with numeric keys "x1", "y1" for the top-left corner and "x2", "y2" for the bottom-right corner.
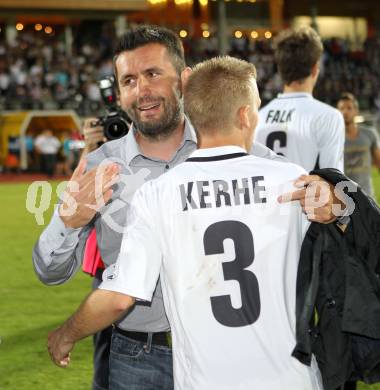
[{"x1": 32, "y1": 116, "x2": 285, "y2": 332}]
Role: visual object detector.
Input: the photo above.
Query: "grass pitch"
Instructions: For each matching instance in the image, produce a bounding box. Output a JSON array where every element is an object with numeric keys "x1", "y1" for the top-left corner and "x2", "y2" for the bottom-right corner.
[
  {"x1": 0, "y1": 172, "x2": 380, "y2": 389},
  {"x1": 0, "y1": 182, "x2": 93, "y2": 389}
]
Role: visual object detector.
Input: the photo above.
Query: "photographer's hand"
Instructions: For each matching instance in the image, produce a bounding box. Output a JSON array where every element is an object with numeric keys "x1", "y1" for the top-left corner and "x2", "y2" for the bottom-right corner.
[
  {"x1": 59, "y1": 158, "x2": 120, "y2": 229},
  {"x1": 83, "y1": 117, "x2": 106, "y2": 154}
]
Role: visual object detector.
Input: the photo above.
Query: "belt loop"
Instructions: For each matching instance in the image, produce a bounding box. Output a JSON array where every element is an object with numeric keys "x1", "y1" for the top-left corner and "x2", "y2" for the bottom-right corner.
[{"x1": 144, "y1": 332, "x2": 153, "y2": 354}]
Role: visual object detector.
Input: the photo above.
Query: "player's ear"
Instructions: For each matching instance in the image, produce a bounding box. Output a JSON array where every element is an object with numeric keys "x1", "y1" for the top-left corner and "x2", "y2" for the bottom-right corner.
[
  {"x1": 237, "y1": 105, "x2": 251, "y2": 131},
  {"x1": 181, "y1": 66, "x2": 193, "y2": 93},
  {"x1": 311, "y1": 62, "x2": 320, "y2": 79},
  {"x1": 181, "y1": 67, "x2": 192, "y2": 89}
]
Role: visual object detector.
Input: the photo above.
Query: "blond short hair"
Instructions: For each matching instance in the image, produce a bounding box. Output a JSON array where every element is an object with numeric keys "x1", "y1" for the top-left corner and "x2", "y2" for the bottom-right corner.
[{"x1": 184, "y1": 56, "x2": 257, "y2": 133}]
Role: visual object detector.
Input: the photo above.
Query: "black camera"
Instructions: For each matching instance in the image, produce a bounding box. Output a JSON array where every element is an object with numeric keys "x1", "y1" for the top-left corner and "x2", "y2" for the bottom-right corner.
[{"x1": 97, "y1": 76, "x2": 131, "y2": 141}]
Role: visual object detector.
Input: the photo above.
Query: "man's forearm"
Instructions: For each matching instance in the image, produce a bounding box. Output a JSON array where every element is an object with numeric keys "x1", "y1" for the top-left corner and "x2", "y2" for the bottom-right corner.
[
  {"x1": 48, "y1": 289, "x2": 134, "y2": 366},
  {"x1": 62, "y1": 289, "x2": 134, "y2": 343}
]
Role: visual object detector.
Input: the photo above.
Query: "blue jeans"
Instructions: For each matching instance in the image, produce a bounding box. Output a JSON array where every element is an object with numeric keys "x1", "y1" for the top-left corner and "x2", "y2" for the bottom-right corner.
[
  {"x1": 93, "y1": 326, "x2": 113, "y2": 390},
  {"x1": 109, "y1": 329, "x2": 173, "y2": 390}
]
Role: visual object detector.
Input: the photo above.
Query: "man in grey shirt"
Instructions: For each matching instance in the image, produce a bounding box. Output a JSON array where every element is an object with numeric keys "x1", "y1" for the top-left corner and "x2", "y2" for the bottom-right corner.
[
  {"x1": 338, "y1": 92, "x2": 380, "y2": 197},
  {"x1": 33, "y1": 26, "x2": 342, "y2": 390}
]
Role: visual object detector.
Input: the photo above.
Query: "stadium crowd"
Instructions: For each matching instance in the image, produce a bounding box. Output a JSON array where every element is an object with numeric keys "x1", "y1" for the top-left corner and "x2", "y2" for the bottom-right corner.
[
  {"x1": 1, "y1": 27, "x2": 380, "y2": 115},
  {"x1": 0, "y1": 29, "x2": 114, "y2": 115}
]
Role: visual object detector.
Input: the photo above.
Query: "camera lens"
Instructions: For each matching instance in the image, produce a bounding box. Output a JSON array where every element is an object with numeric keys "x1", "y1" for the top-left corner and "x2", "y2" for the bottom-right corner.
[{"x1": 103, "y1": 117, "x2": 129, "y2": 140}]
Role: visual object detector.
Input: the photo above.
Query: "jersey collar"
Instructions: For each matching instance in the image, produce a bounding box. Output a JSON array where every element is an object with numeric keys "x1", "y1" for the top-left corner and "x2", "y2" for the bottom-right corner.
[
  {"x1": 277, "y1": 92, "x2": 312, "y2": 99},
  {"x1": 186, "y1": 146, "x2": 248, "y2": 162}
]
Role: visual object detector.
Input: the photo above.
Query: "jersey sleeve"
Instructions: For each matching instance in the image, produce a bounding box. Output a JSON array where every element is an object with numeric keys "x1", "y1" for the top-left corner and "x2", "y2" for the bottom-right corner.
[
  {"x1": 314, "y1": 109, "x2": 345, "y2": 171},
  {"x1": 99, "y1": 182, "x2": 162, "y2": 301},
  {"x1": 250, "y1": 140, "x2": 288, "y2": 162}
]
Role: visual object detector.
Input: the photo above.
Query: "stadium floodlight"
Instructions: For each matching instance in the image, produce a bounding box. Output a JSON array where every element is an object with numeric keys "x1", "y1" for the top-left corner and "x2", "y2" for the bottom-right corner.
[
  {"x1": 179, "y1": 30, "x2": 188, "y2": 38},
  {"x1": 174, "y1": 0, "x2": 192, "y2": 4},
  {"x1": 264, "y1": 31, "x2": 272, "y2": 39}
]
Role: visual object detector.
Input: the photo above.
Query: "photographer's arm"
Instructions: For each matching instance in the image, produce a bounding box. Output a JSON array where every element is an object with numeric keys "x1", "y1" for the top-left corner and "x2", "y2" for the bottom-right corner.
[{"x1": 82, "y1": 118, "x2": 106, "y2": 154}]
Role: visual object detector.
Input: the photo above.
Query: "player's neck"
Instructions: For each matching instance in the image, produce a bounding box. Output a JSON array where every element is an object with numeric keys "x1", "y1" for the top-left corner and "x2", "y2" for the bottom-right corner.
[
  {"x1": 283, "y1": 79, "x2": 314, "y2": 94},
  {"x1": 345, "y1": 122, "x2": 359, "y2": 139},
  {"x1": 136, "y1": 119, "x2": 186, "y2": 161},
  {"x1": 198, "y1": 134, "x2": 247, "y2": 151}
]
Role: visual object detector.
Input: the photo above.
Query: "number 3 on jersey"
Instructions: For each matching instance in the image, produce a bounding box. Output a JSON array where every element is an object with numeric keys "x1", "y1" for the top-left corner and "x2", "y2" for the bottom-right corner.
[{"x1": 203, "y1": 221, "x2": 260, "y2": 327}]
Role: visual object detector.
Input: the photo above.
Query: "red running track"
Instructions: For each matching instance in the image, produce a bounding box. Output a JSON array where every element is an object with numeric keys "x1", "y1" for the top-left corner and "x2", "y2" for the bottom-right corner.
[{"x1": 0, "y1": 173, "x2": 70, "y2": 183}]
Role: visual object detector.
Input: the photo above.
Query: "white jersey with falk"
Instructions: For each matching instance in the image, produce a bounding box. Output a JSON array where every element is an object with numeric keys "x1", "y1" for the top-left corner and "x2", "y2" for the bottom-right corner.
[
  {"x1": 255, "y1": 92, "x2": 345, "y2": 171},
  {"x1": 100, "y1": 146, "x2": 323, "y2": 390}
]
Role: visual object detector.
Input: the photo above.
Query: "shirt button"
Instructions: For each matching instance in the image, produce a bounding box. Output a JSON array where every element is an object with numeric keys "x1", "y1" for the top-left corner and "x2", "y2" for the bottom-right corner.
[
  {"x1": 60, "y1": 232, "x2": 65, "y2": 237},
  {"x1": 165, "y1": 164, "x2": 169, "y2": 170}
]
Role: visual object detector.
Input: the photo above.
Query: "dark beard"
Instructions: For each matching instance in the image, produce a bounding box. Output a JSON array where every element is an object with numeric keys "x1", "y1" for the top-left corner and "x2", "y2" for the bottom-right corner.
[{"x1": 128, "y1": 96, "x2": 183, "y2": 141}]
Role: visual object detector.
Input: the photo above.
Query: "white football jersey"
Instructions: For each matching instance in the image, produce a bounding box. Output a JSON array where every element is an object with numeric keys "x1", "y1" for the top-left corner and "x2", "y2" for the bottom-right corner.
[
  {"x1": 100, "y1": 146, "x2": 322, "y2": 390},
  {"x1": 255, "y1": 92, "x2": 345, "y2": 172}
]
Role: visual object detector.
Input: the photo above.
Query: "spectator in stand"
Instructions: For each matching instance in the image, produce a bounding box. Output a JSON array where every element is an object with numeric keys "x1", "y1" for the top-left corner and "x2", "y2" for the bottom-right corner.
[
  {"x1": 1, "y1": 27, "x2": 380, "y2": 114},
  {"x1": 34, "y1": 129, "x2": 61, "y2": 177},
  {"x1": 25, "y1": 133, "x2": 35, "y2": 172},
  {"x1": 61, "y1": 131, "x2": 74, "y2": 176}
]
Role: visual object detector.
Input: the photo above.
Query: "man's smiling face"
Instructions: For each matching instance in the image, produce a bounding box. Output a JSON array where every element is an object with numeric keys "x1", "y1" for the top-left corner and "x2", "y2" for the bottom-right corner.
[{"x1": 116, "y1": 43, "x2": 183, "y2": 139}]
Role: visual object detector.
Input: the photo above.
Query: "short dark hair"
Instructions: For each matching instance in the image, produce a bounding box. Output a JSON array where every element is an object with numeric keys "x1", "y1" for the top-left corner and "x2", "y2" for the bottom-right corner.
[
  {"x1": 274, "y1": 26, "x2": 323, "y2": 85},
  {"x1": 114, "y1": 25, "x2": 186, "y2": 76},
  {"x1": 338, "y1": 92, "x2": 359, "y2": 109}
]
